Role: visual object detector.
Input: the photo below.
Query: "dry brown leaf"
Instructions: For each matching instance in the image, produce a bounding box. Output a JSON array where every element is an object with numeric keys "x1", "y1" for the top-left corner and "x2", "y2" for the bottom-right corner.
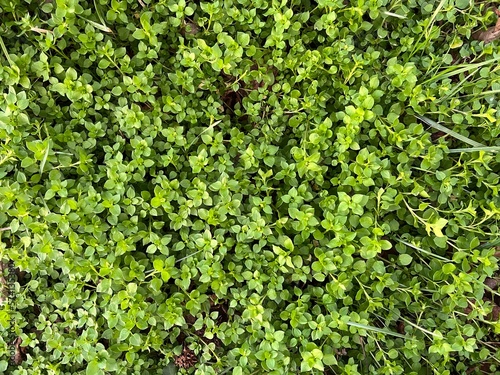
[
  {"x1": 13, "y1": 337, "x2": 26, "y2": 365},
  {"x1": 31, "y1": 27, "x2": 53, "y2": 34},
  {"x1": 473, "y1": 8, "x2": 500, "y2": 43},
  {"x1": 174, "y1": 346, "x2": 197, "y2": 369}
]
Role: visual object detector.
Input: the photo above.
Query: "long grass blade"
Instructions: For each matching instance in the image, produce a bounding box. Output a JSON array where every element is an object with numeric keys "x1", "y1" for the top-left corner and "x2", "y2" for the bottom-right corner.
[
  {"x1": 346, "y1": 321, "x2": 407, "y2": 339},
  {"x1": 93, "y1": 0, "x2": 112, "y2": 33},
  {"x1": 460, "y1": 89, "x2": 500, "y2": 98},
  {"x1": 448, "y1": 147, "x2": 500, "y2": 153},
  {"x1": 78, "y1": 16, "x2": 113, "y2": 33},
  {"x1": 30, "y1": 27, "x2": 53, "y2": 35},
  {"x1": 421, "y1": 56, "x2": 500, "y2": 85},
  {"x1": 176, "y1": 250, "x2": 203, "y2": 263},
  {"x1": 382, "y1": 11, "x2": 406, "y2": 19},
  {"x1": 0, "y1": 35, "x2": 14, "y2": 67},
  {"x1": 416, "y1": 115, "x2": 485, "y2": 147},
  {"x1": 400, "y1": 317, "x2": 442, "y2": 338},
  {"x1": 426, "y1": 0, "x2": 447, "y2": 38},
  {"x1": 479, "y1": 238, "x2": 500, "y2": 249},
  {"x1": 395, "y1": 238, "x2": 453, "y2": 262},
  {"x1": 186, "y1": 120, "x2": 222, "y2": 151},
  {"x1": 437, "y1": 68, "x2": 481, "y2": 103},
  {"x1": 40, "y1": 139, "x2": 52, "y2": 175}
]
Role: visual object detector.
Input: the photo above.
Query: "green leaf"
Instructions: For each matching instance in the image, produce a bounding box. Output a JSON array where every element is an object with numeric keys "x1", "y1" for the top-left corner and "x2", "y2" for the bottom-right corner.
[
  {"x1": 322, "y1": 353, "x2": 337, "y2": 366},
  {"x1": 161, "y1": 270, "x2": 171, "y2": 282},
  {"x1": 151, "y1": 196, "x2": 163, "y2": 208},
  {"x1": 455, "y1": 0, "x2": 470, "y2": 9},
  {"x1": 86, "y1": 361, "x2": 101, "y2": 375},
  {"x1": 281, "y1": 236, "x2": 294, "y2": 251},
  {"x1": 133, "y1": 29, "x2": 147, "y2": 40},
  {"x1": 442, "y1": 263, "x2": 456, "y2": 275},
  {"x1": 98, "y1": 59, "x2": 111, "y2": 69},
  {"x1": 151, "y1": 277, "x2": 162, "y2": 292},
  {"x1": 153, "y1": 259, "x2": 163, "y2": 271},
  {"x1": 130, "y1": 333, "x2": 142, "y2": 346},
  {"x1": 118, "y1": 328, "x2": 130, "y2": 341},
  {"x1": 162, "y1": 363, "x2": 177, "y2": 375},
  {"x1": 398, "y1": 254, "x2": 413, "y2": 266},
  {"x1": 21, "y1": 157, "x2": 35, "y2": 168},
  {"x1": 10, "y1": 219, "x2": 19, "y2": 233},
  {"x1": 237, "y1": 32, "x2": 250, "y2": 47}
]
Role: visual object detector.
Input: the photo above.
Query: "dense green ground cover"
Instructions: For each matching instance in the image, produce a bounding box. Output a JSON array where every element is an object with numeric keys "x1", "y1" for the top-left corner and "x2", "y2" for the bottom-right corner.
[{"x1": 1, "y1": 0, "x2": 500, "y2": 374}]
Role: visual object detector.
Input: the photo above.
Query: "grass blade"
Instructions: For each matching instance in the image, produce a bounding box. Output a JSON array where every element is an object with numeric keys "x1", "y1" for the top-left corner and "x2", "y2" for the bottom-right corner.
[
  {"x1": 185, "y1": 120, "x2": 222, "y2": 151},
  {"x1": 416, "y1": 115, "x2": 485, "y2": 147},
  {"x1": 346, "y1": 321, "x2": 407, "y2": 339},
  {"x1": 478, "y1": 238, "x2": 500, "y2": 249},
  {"x1": 400, "y1": 317, "x2": 442, "y2": 338},
  {"x1": 30, "y1": 27, "x2": 53, "y2": 35},
  {"x1": 0, "y1": 35, "x2": 14, "y2": 67},
  {"x1": 436, "y1": 68, "x2": 481, "y2": 103},
  {"x1": 40, "y1": 139, "x2": 52, "y2": 175},
  {"x1": 426, "y1": 0, "x2": 447, "y2": 38},
  {"x1": 93, "y1": 0, "x2": 112, "y2": 33},
  {"x1": 78, "y1": 16, "x2": 113, "y2": 33},
  {"x1": 176, "y1": 250, "x2": 203, "y2": 264},
  {"x1": 395, "y1": 238, "x2": 453, "y2": 262},
  {"x1": 382, "y1": 11, "x2": 406, "y2": 19},
  {"x1": 421, "y1": 56, "x2": 500, "y2": 85},
  {"x1": 448, "y1": 146, "x2": 500, "y2": 153},
  {"x1": 460, "y1": 89, "x2": 500, "y2": 98}
]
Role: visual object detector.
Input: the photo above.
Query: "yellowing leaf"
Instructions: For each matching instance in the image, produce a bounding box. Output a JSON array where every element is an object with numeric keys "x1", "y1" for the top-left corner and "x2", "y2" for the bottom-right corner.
[{"x1": 426, "y1": 218, "x2": 448, "y2": 237}]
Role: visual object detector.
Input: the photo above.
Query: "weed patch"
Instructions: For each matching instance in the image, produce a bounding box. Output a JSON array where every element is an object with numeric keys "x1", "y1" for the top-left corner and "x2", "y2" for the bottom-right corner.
[{"x1": 0, "y1": 1, "x2": 500, "y2": 374}]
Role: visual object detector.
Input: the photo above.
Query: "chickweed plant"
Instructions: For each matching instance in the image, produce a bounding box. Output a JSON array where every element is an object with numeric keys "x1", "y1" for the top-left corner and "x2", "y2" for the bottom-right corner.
[{"x1": 1, "y1": 0, "x2": 500, "y2": 374}]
